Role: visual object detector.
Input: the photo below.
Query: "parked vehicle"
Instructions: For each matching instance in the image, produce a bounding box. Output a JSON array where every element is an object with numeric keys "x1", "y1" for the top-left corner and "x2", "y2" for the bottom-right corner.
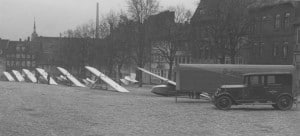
[{"x1": 213, "y1": 72, "x2": 297, "y2": 110}]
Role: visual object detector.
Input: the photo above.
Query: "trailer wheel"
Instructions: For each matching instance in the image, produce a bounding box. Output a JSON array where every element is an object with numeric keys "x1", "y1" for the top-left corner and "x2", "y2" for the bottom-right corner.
[
  {"x1": 276, "y1": 95, "x2": 293, "y2": 111},
  {"x1": 215, "y1": 95, "x2": 232, "y2": 110}
]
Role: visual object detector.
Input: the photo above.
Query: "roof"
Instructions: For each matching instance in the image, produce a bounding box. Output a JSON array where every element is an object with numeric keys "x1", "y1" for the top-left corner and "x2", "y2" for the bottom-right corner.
[
  {"x1": 243, "y1": 72, "x2": 292, "y2": 76},
  {"x1": 178, "y1": 64, "x2": 295, "y2": 70},
  {"x1": 176, "y1": 64, "x2": 295, "y2": 77},
  {"x1": 249, "y1": 0, "x2": 300, "y2": 8}
]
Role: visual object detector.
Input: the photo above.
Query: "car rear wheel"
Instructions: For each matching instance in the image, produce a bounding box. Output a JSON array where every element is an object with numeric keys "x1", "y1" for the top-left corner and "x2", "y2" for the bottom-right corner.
[
  {"x1": 276, "y1": 95, "x2": 293, "y2": 111},
  {"x1": 215, "y1": 96, "x2": 232, "y2": 110}
]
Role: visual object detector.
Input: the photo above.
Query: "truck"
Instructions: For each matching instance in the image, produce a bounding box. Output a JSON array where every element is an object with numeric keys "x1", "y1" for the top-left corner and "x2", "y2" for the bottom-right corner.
[{"x1": 174, "y1": 64, "x2": 298, "y2": 110}]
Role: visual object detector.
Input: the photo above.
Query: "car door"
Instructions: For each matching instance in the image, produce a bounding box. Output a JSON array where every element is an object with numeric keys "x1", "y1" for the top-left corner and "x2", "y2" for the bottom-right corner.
[
  {"x1": 244, "y1": 75, "x2": 266, "y2": 100},
  {"x1": 264, "y1": 75, "x2": 284, "y2": 100}
]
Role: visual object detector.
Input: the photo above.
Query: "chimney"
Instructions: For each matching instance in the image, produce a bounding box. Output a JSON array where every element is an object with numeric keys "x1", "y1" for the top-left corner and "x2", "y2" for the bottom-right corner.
[
  {"x1": 95, "y1": 2, "x2": 99, "y2": 39},
  {"x1": 19, "y1": 38, "x2": 22, "y2": 42},
  {"x1": 28, "y1": 37, "x2": 30, "y2": 41}
]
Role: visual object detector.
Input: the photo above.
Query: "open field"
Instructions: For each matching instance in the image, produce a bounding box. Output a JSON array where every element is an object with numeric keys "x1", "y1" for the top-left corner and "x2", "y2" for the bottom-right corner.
[{"x1": 0, "y1": 81, "x2": 299, "y2": 136}]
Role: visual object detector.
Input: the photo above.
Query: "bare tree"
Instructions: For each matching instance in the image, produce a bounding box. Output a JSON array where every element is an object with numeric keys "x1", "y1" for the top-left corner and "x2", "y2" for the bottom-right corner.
[
  {"x1": 200, "y1": 0, "x2": 254, "y2": 64},
  {"x1": 62, "y1": 19, "x2": 110, "y2": 39},
  {"x1": 127, "y1": 0, "x2": 160, "y2": 86},
  {"x1": 152, "y1": 40, "x2": 177, "y2": 80},
  {"x1": 168, "y1": 5, "x2": 192, "y2": 23},
  {"x1": 127, "y1": 0, "x2": 160, "y2": 23}
]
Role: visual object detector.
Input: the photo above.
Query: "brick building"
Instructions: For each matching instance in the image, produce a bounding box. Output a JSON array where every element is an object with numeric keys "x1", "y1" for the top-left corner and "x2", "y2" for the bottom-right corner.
[
  {"x1": 190, "y1": 0, "x2": 248, "y2": 64},
  {"x1": 2, "y1": 20, "x2": 106, "y2": 79},
  {"x1": 5, "y1": 39, "x2": 38, "y2": 72},
  {"x1": 190, "y1": 0, "x2": 300, "y2": 65},
  {"x1": 246, "y1": 0, "x2": 300, "y2": 65},
  {"x1": 0, "y1": 38, "x2": 9, "y2": 80}
]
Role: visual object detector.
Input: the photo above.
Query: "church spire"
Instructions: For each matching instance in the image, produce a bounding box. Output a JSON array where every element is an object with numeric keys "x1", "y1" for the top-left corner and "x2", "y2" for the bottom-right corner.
[
  {"x1": 34, "y1": 17, "x2": 36, "y2": 33},
  {"x1": 31, "y1": 17, "x2": 38, "y2": 41}
]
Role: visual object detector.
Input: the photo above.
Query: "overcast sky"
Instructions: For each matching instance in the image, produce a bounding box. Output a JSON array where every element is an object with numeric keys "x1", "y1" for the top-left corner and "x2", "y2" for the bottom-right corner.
[{"x1": 0, "y1": 0, "x2": 199, "y2": 40}]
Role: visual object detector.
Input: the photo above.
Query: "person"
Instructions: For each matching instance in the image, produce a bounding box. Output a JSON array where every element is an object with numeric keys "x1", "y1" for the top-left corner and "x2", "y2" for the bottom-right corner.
[
  {"x1": 47, "y1": 74, "x2": 51, "y2": 85},
  {"x1": 35, "y1": 73, "x2": 39, "y2": 83}
]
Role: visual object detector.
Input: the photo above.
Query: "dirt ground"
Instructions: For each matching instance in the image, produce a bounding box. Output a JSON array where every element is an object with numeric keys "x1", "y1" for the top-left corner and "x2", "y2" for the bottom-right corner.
[{"x1": 0, "y1": 81, "x2": 299, "y2": 136}]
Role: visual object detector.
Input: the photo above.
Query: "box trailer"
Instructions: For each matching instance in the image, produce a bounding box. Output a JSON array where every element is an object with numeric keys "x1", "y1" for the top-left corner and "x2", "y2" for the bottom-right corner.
[{"x1": 175, "y1": 64, "x2": 297, "y2": 96}]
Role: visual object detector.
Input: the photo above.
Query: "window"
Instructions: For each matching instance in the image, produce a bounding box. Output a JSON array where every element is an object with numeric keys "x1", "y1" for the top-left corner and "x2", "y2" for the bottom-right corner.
[
  {"x1": 298, "y1": 28, "x2": 300, "y2": 44},
  {"x1": 27, "y1": 61, "x2": 31, "y2": 67},
  {"x1": 27, "y1": 54, "x2": 31, "y2": 59},
  {"x1": 273, "y1": 42, "x2": 279, "y2": 57},
  {"x1": 284, "y1": 13, "x2": 290, "y2": 28},
  {"x1": 16, "y1": 54, "x2": 20, "y2": 59},
  {"x1": 22, "y1": 61, "x2": 26, "y2": 67},
  {"x1": 267, "y1": 76, "x2": 276, "y2": 84},
  {"x1": 273, "y1": 45, "x2": 278, "y2": 56},
  {"x1": 275, "y1": 14, "x2": 281, "y2": 29},
  {"x1": 11, "y1": 61, "x2": 15, "y2": 67},
  {"x1": 204, "y1": 47, "x2": 209, "y2": 59},
  {"x1": 16, "y1": 61, "x2": 20, "y2": 67},
  {"x1": 32, "y1": 61, "x2": 36, "y2": 67},
  {"x1": 183, "y1": 57, "x2": 186, "y2": 64},
  {"x1": 250, "y1": 76, "x2": 259, "y2": 85},
  {"x1": 283, "y1": 45, "x2": 288, "y2": 58},
  {"x1": 16, "y1": 46, "x2": 21, "y2": 52},
  {"x1": 198, "y1": 47, "x2": 203, "y2": 59},
  {"x1": 259, "y1": 43, "x2": 264, "y2": 56}
]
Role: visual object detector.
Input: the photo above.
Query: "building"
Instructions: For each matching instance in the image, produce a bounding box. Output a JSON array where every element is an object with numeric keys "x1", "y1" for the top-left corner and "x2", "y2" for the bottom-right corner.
[
  {"x1": 190, "y1": 0, "x2": 300, "y2": 65},
  {"x1": 190, "y1": 0, "x2": 224, "y2": 64},
  {"x1": 5, "y1": 39, "x2": 38, "y2": 72},
  {"x1": 0, "y1": 38, "x2": 9, "y2": 80},
  {"x1": 246, "y1": 0, "x2": 300, "y2": 65}
]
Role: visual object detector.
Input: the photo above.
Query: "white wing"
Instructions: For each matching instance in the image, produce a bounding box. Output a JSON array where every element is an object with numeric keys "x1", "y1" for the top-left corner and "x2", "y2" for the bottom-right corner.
[
  {"x1": 137, "y1": 67, "x2": 176, "y2": 85},
  {"x1": 57, "y1": 67, "x2": 86, "y2": 87},
  {"x1": 85, "y1": 66, "x2": 129, "y2": 93}
]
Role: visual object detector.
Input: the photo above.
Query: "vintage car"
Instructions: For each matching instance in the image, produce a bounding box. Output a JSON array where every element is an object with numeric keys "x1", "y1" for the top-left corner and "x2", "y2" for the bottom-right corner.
[{"x1": 213, "y1": 72, "x2": 297, "y2": 110}]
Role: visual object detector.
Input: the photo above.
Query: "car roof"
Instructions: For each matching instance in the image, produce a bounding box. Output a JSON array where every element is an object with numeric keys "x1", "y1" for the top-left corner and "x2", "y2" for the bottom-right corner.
[{"x1": 243, "y1": 72, "x2": 292, "y2": 76}]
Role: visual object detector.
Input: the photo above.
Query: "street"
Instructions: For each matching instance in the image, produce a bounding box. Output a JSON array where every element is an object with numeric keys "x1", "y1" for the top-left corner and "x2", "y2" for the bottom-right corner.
[{"x1": 0, "y1": 81, "x2": 299, "y2": 136}]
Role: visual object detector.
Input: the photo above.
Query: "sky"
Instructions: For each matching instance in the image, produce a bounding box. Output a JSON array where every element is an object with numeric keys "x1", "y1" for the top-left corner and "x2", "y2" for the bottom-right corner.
[{"x1": 0, "y1": 0, "x2": 199, "y2": 41}]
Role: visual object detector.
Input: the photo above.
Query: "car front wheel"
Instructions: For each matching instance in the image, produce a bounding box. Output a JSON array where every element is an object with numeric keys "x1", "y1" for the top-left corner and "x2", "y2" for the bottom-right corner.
[
  {"x1": 276, "y1": 95, "x2": 293, "y2": 111},
  {"x1": 215, "y1": 95, "x2": 232, "y2": 110}
]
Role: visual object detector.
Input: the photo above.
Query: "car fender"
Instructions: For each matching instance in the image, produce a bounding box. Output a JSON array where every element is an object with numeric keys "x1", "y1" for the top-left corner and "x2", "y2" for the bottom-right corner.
[
  {"x1": 276, "y1": 93, "x2": 293, "y2": 101},
  {"x1": 215, "y1": 93, "x2": 236, "y2": 104}
]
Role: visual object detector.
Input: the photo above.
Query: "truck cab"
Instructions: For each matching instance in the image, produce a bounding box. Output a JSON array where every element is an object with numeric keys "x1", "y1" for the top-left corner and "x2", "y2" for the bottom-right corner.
[{"x1": 213, "y1": 72, "x2": 296, "y2": 110}]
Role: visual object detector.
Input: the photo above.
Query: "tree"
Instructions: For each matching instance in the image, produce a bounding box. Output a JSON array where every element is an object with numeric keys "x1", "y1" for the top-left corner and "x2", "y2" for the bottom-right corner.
[
  {"x1": 127, "y1": 0, "x2": 160, "y2": 23},
  {"x1": 127, "y1": 0, "x2": 160, "y2": 86},
  {"x1": 104, "y1": 11, "x2": 134, "y2": 82},
  {"x1": 203, "y1": 0, "x2": 254, "y2": 64},
  {"x1": 62, "y1": 19, "x2": 110, "y2": 39},
  {"x1": 152, "y1": 40, "x2": 177, "y2": 80},
  {"x1": 168, "y1": 5, "x2": 192, "y2": 23}
]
